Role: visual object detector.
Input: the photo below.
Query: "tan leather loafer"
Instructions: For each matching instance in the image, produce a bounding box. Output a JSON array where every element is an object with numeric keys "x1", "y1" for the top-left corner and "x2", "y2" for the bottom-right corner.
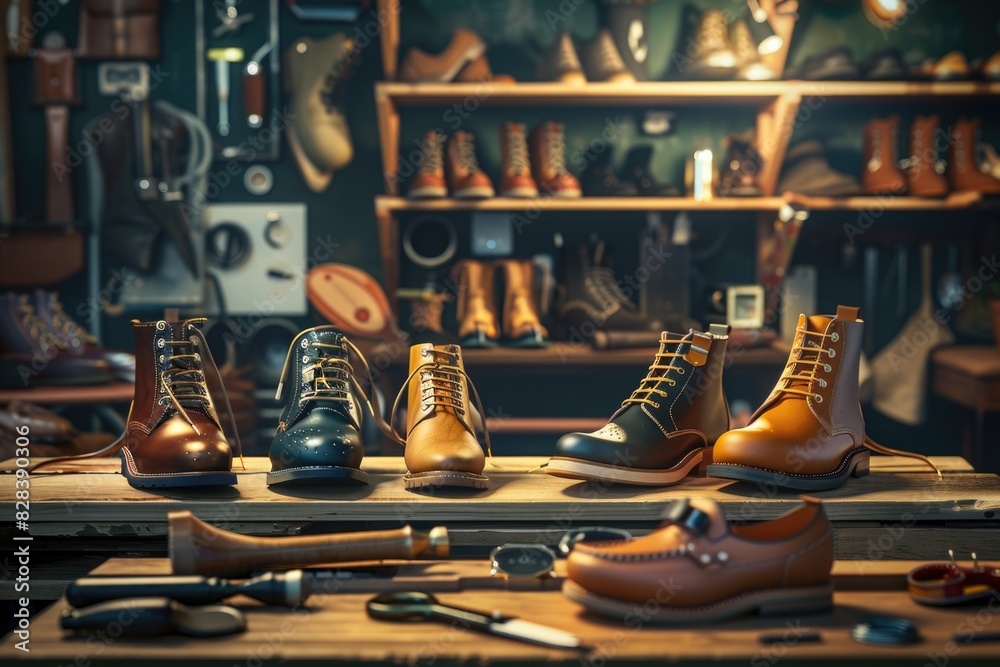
[{"x1": 564, "y1": 497, "x2": 834, "y2": 624}]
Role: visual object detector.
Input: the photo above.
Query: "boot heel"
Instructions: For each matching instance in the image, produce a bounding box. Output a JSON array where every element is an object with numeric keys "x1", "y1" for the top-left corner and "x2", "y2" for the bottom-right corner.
[
  {"x1": 757, "y1": 585, "x2": 834, "y2": 617},
  {"x1": 851, "y1": 450, "x2": 871, "y2": 478},
  {"x1": 697, "y1": 446, "x2": 714, "y2": 475}
]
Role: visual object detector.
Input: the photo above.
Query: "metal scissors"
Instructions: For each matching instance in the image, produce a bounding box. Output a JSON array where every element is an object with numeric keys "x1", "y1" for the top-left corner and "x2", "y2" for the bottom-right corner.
[{"x1": 365, "y1": 591, "x2": 584, "y2": 650}]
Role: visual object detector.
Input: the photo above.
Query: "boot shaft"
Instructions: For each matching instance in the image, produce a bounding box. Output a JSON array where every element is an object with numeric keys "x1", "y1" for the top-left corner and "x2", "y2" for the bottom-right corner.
[
  {"x1": 530, "y1": 122, "x2": 568, "y2": 179},
  {"x1": 906, "y1": 115, "x2": 948, "y2": 196},
  {"x1": 417, "y1": 131, "x2": 445, "y2": 177},
  {"x1": 500, "y1": 122, "x2": 531, "y2": 177},
  {"x1": 862, "y1": 115, "x2": 904, "y2": 193},
  {"x1": 1, "y1": 292, "x2": 55, "y2": 355}
]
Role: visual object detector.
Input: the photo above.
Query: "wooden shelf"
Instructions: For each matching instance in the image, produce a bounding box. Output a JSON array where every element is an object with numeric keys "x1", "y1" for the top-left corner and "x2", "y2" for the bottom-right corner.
[
  {"x1": 376, "y1": 80, "x2": 1000, "y2": 107},
  {"x1": 377, "y1": 192, "x2": 993, "y2": 214}
]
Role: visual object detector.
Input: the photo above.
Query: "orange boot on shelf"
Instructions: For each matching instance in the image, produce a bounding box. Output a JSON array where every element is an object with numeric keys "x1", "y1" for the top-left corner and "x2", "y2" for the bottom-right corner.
[
  {"x1": 530, "y1": 122, "x2": 582, "y2": 198},
  {"x1": 408, "y1": 131, "x2": 448, "y2": 199},
  {"x1": 861, "y1": 116, "x2": 906, "y2": 195},
  {"x1": 399, "y1": 29, "x2": 485, "y2": 83},
  {"x1": 499, "y1": 259, "x2": 548, "y2": 348},
  {"x1": 905, "y1": 115, "x2": 949, "y2": 198},
  {"x1": 392, "y1": 343, "x2": 490, "y2": 490},
  {"x1": 455, "y1": 56, "x2": 515, "y2": 84},
  {"x1": 947, "y1": 117, "x2": 1000, "y2": 194},
  {"x1": 451, "y1": 259, "x2": 500, "y2": 348},
  {"x1": 499, "y1": 122, "x2": 538, "y2": 198},
  {"x1": 445, "y1": 131, "x2": 494, "y2": 199}
]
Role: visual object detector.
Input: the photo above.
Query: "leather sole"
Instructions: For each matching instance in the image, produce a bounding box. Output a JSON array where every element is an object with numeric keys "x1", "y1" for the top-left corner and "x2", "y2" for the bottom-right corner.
[
  {"x1": 563, "y1": 580, "x2": 834, "y2": 625},
  {"x1": 452, "y1": 186, "x2": 495, "y2": 199},
  {"x1": 408, "y1": 185, "x2": 448, "y2": 199},
  {"x1": 706, "y1": 447, "x2": 870, "y2": 491},
  {"x1": 544, "y1": 447, "x2": 706, "y2": 486},
  {"x1": 499, "y1": 186, "x2": 539, "y2": 198},
  {"x1": 120, "y1": 450, "x2": 237, "y2": 489},
  {"x1": 459, "y1": 330, "x2": 499, "y2": 348},
  {"x1": 266, "y1": 465, "x2": 368, "y2": 486},
  {"x1": 404, "y1": 471, "x2": 489, "y2": 490}
]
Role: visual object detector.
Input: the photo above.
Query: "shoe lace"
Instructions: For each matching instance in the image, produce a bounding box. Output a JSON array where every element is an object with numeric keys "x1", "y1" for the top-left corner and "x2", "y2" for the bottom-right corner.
[
  {"x1": 597, "y1": 32, "x2": 624, "y2": 68},
  {"x1": 621, "y1": 334, "x2": 688, "y2": 409},
  {"x1": 556, "y1": 34, "x2": 580, "y2": 70},
  {"x1": 158, "y1": 322, "x2": 244, "y2": 469},
  {"x1": 455, "y1": 134, "x2": 482, "y2": 172},
  {"x1": 390, "y1": 346, "x2": 492, "y2": 456},
  {"x1": 275, "y1": 330, "x2": 404, "y2": 445},
  {"x1": 545, "y1": 125, "x2": 568, "y2": 174},
  {"x1": 590, "y1": 267, "x2": 635, "y2": 309},
  {"x1": 700, "y1": 11, "x2": 729, "y2": 50},
  {"x1": 507, "y1": 127, "x2": 530, "y2": 175},
  {"x1": 419, "y1": 136, "x2": 444, "y2": 175},
  {"x1": 730, "y1": 22, "x2": 755, "y2": 58}
]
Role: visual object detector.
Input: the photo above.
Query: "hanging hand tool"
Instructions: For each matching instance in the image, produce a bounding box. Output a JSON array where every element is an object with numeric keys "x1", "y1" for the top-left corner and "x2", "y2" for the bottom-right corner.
[
  {"x1": 213, "y1": 0, "x2": 254, "y2": 37},
  {"x1": 244, "y1": 41, "x2": 273, "y2": 129},
  {"x1": 32, "y1": 32, "x2": 79, "y2": 223},
  {"x1": 207, "y1": 47, "x2": 244, "y2": 137}
]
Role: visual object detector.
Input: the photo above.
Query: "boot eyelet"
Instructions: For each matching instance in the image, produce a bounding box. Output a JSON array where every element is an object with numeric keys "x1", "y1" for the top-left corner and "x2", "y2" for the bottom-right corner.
[
  {"x1": 300, "y1": 338, "x2": 309, "y2": 349},
  {"x1": 651, "y1": 402, "x2": 660, "y2": 408},
  {"x1": 819, "y1": 378, "x2": 827, "y2": 388},
  {"x1": 157, "y1": 338, "x2": 165, "y2": 348},
  {"x1": 190, "y1": 337, "x2": 199, "y2": 346},
  {"x1": 302, "y1": 355, "x2": 309, "y2": 364},
  {"x1": 827, "y1": 348, "x2": 836, "y2": 358},
  {"x1": 830, "y1": 332, "x2": 840, "y2": 342},
  {"x1": 421, "y1": 349, "x2": 431, "y2": 357},
  {"x1": 813, "y1": 394, "x2": 824, "y2": 403},
  {"x1": 155, "y1": 321, "x2": 166, "y2": 331},
  {"x1": 159, "y1": 355, "x2": 164, "y2": 363},
  {"x1": 194, "y1": 354, "x2": 201, "y2": 363},
  {"x1": 677, "y1": 368, "x2": 685, "y2": 374}
]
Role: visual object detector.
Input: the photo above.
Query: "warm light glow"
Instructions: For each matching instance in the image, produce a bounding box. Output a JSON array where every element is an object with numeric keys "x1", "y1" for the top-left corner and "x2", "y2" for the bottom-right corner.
[
  {"x1": 758, "y1": 35, "x2": 784, "y2": 56},
  {"x1": 878, "y1": 0, "x2": 900, "y2": 10}
]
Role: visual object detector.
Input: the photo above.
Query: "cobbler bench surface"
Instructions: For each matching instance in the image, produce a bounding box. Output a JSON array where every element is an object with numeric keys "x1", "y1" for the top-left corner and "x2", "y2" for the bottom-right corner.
[
  {"x1": 3, "y1": 558, "x2": 1000, "y2": 666},
  {"x1": 2, "y1": 456, "x2": 999, "y2": 561}
]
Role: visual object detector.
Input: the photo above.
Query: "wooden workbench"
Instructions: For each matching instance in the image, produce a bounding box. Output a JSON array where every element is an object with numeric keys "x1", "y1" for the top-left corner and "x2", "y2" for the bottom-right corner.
[
  {"x1": 3, "y1": 558, "x2": 999, "y2": 666},
  {"x1": 2, "y1": 456, "x2": 998, "y2": 563}
]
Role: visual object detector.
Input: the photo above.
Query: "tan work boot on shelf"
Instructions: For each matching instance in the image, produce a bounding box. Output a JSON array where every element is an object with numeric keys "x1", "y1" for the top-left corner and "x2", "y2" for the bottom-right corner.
[
  {"x1": 905, "y1": 115, "x2": 949, "y2": 198},
  {"x1": 947, "y1": 117, "x2": 1000, "y2": 194},
  {"x1": 451, "y1": 259, "x2": 500, "y2": 348},
  {"x1": 446, "y1": 131, "x2": 495, "y2": 199},
  {"x1": 538, "y1": 32, "x2": 587, "y2": 85},
  {"x1": 707, "y1": 306, "x2": 942, "y2": 491},
  {"x1": 408, "y1": 131, "x2": 448, "y2": 199},
  {"x1": 399, "y1": 29, "x2": 485, "y2": 83},
  {"x1": 530, "y1": 122, "x2": 582, "y2": 198},
  {"x1": 685, "y1": 9, "x2": 738, "y2": 79},
  {"x1": 730, "y1": 20, "x2": 777, "y2": 81},
  {"x1": 861, "y1": 116, "x2": 906, "y2": 195},
  {"x1": 499, "y1": 259, "x2": 548, "y2": 348},
  {"x1": 284, "y1": 34, "x2": 358, "y2": 193},
  {"x1": 499, "y1": 122, "x2": 538, "y2": 198},
  {"x1": 579, "y1": 29, "x2": 635, "y2": 84},
  {"x1": 392, "y1": 344, "x2": 490, "y2": 490}
]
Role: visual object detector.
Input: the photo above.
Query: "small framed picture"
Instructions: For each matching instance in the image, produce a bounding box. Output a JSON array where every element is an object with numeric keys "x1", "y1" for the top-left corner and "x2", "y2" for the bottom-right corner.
[{"x1": 727, "y1": 285, "x2": 766, "y2": 329}]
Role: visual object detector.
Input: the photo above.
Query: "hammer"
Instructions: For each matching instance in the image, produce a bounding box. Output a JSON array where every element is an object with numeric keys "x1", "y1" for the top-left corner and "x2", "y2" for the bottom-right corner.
[{"x1": 207, "y1": 47, "x2": 244, "y2": 137}]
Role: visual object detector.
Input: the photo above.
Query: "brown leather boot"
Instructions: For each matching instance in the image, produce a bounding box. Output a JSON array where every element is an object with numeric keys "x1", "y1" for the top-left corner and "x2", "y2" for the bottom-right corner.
[
  {"x1": 947, "y1": 117, "x2": 1000, "y2": 194},
  {"x1": 906, "y1": 115, "x2": 949, "y2": 197},
  {"x1": 499, "y1": 122, "x2": 538, "y2": 198},
  {"x1": 399, "y1": 29, "x2": 485, "y2": 83},
  {"x1": 451, "y1": 260, "x2": 499, "y2": 348},
  {"x1": 538, "y1": 33, "x2": 586, "y2": 85},
  {"x1": 0, "y1": 292, "x2": 113, "y2": 388},
  {"x1": 708, "y1": 306, "x2": 941, "y2": 491},
  {"x1": 499, "y1": 259, "x2": 548, "y2": 347},
  {"x1": 120, "y1": 318, "x2": 242, "y2": 488},
  {"x1": 530, "y1": 122, "x2": 581, "y2": 198},
  {"x1": 408, "y1": 131, "x2": 448, "y2": 199},
  {"x1": 862, "y1": 116, "x2": 906, "y2": 195},
  {"x1": 392, "y1": 343, "x2": 489, "y2": 490},
  {"x1": 446, "y1": 131, "x2": 495, "y2": 199},
  {"x1": 455, "y1": 56, "x2": 515, "y2": 84}
]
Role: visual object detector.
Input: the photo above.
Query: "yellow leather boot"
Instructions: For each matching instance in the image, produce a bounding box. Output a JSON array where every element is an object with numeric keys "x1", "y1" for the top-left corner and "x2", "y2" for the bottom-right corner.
[
  {"x1": 499, "y1": 259, "x2": 549, "y2": 348},
  {"x1": 392, "y1": 343, "x2": 490, "y2": 490},
  {"x1": 451, "y1": 260, "x2": 499, "y2": 347}
]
